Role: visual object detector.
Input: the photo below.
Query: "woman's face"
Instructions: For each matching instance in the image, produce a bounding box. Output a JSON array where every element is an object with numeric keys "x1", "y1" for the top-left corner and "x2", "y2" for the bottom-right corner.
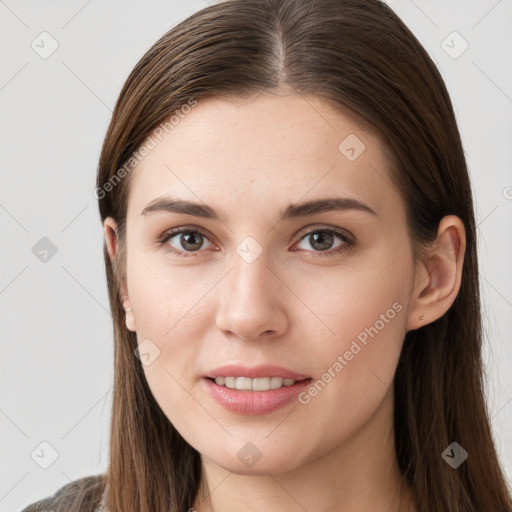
[{"x1": 108, "y1": 92, "x2": 420, "y2": 474}]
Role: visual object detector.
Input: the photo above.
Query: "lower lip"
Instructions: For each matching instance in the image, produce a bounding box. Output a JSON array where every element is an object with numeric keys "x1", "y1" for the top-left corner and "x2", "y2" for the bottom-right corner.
[{"x1": 202, "y1": 377, "x2": 312, "y2": 415}]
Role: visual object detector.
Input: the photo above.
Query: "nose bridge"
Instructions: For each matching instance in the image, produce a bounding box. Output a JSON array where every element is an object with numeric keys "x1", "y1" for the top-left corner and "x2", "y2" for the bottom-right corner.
[
  {"x1": 226, "y1": 242, "x2": 275, "y2": 307},
  {"x1": 215, "y1": 238, "x2": 287, "y2": 339}
]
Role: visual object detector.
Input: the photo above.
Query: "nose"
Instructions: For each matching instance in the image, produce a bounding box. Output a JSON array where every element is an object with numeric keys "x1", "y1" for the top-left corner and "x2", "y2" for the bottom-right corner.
[{"x1": 215, "y1": 252, "x2": 289, "y2": 341}]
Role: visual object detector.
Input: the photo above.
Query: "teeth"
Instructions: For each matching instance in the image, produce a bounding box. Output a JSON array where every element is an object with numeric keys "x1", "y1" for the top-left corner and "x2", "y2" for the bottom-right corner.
[
  {"x1": 270, "y1": 377, "x2": 283, "y2": 389},
  {"x1": 253, "y1": 377, "x2": 271, "y2": 391},
  {"x1": 213, "y1": 376, "x2": 297, "y2": 390},
  {"x1": 224, "y1": 377, "x2": 236, "y2": 389},
  {"x1": 236, "y1": 377, "x2": 252, "y2": 390}
]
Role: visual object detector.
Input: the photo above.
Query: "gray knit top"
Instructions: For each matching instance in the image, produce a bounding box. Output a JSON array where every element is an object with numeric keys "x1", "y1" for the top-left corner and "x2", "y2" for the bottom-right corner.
[{"x1": 20, "y1": 474, "x2": 106, "y2": 512}]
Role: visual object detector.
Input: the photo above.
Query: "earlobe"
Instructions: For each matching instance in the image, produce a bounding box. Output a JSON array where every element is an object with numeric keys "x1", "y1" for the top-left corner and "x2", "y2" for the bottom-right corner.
[
  {"x1": 407, "y1": 215, "x2": 466, "y2": 331},
  {"x1": 123, "y1": 299, "x2": 136, "y2": 332}
]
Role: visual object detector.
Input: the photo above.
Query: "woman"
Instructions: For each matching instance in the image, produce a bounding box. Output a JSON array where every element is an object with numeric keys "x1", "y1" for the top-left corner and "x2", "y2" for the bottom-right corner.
[{"x1": 21, "y1": 0, "x2": 512, "y2": 511}]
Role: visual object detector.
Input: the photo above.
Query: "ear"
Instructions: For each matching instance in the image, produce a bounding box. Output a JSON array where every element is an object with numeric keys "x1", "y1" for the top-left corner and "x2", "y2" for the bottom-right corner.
[
  {"x1": 407, "y1": 215, "x2": 466, "y2": 331},
  {"x1": 103, "y1": 217, "x2": 136, "y2": 332}
]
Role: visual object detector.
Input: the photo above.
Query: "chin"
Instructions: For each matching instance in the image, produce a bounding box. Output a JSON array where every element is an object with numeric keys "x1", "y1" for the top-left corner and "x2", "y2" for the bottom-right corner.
[{"x1": 205, "y1": 447, "x2": 309, "y2": 476}]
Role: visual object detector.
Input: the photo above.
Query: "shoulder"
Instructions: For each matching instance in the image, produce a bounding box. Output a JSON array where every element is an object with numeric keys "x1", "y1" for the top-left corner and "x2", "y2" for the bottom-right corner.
[{"x1": 20, "y1": 473, "x2": 106, "y2": 512}]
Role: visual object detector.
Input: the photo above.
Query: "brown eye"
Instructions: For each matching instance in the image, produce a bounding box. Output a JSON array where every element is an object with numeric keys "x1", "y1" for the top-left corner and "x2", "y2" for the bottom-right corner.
[
  {"x1": 294, "y1": 227, "x2": 354, "y2": 256},
  {"x1": 175, "y1": 231, "x2": 204, "y2": 251},
  {"x1": 159, "y1": 228, "x2": 213, "y2": 256}
]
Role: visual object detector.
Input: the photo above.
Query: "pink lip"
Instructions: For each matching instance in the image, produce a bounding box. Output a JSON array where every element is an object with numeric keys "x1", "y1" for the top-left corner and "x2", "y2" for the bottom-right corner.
[
  {"x1": 202, "y1": 378, "x2": 312, "y2": 415},
  {"x1": 205, "y1": 364, "x2": 310, "y2": 380}
]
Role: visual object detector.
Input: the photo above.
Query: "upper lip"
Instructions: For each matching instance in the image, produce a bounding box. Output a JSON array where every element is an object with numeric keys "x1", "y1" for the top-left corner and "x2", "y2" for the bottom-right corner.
[{"x1": 206, "y1": 364, "x2": 311, "y2": 380}]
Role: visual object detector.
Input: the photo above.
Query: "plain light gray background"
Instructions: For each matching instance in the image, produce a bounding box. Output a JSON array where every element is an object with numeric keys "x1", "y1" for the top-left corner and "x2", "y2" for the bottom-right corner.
[{"x1": 1, "y1": 1, "x2": 511, "y2": 510}]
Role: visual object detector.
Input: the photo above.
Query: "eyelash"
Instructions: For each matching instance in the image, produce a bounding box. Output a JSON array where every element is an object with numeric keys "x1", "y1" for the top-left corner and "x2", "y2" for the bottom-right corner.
[{"x1": 156, "y1": 225, "x2": 356, "y2": 259}]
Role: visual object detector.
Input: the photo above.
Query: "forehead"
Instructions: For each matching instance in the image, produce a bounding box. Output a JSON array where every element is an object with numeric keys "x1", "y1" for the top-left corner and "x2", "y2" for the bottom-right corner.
[{"x1": 127, "y1": 93, "x2": 402, "y2": 224}]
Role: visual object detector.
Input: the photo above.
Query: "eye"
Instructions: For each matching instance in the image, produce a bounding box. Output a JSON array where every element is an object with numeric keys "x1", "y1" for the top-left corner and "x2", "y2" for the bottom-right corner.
[
  {"x1": 158, "y1": 227, "x2": 215, "y2": 257},
  {"x1": 293, "y1": 226, "x2": 355, "y2": 258}
]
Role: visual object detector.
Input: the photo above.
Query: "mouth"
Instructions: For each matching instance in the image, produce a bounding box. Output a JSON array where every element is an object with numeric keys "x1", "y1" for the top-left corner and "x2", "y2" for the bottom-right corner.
[{"x1": 202, "y1": 365, "x2": 313, "y2": 415}]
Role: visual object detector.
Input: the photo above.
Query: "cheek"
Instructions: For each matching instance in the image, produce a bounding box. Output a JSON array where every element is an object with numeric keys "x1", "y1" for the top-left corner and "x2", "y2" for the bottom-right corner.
[
  {"x1": 293, "y1": 246, "x2": 410, "y2": 349},
  {"x1": 129, "y1": 282, "x2": 208, "y2": 439},
  {"x1": 126, "y1": 257, "x2": 217, "y2": 419},
  {"x1": 291, "y1": 248, "x2": 411, "y2": 417},
  {"x1": 127, "y1": 251, "x2": 212, "y2": 341}
]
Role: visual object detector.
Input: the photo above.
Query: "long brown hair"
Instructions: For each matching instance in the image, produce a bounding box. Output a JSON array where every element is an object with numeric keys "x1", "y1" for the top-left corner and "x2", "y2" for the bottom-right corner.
[{"x1": 90, "y1": 0, "x2": 512, "y2": 510}]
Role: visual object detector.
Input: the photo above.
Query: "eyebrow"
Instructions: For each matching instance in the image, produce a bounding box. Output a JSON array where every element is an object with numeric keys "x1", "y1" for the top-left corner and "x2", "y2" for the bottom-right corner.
[{"x1": 140, "y1": 195, "x2": 377, "y2": 222}]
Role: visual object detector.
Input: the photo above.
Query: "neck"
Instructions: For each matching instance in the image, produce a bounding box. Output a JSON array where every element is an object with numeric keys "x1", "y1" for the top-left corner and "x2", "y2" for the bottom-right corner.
[{"x1": 193, "y1": 389, "x2": 416, "y2": 512}]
